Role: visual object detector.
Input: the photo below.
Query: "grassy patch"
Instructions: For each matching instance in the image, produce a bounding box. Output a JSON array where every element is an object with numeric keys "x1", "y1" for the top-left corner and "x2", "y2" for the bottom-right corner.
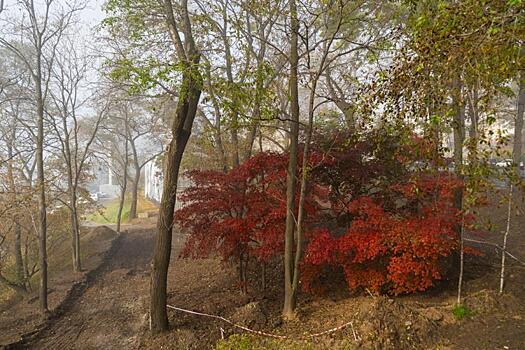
[
  {"x1": 452, "y1": 304, "x2": 473, "y2": 320},
  {"x1": 87, "y1": 195, "x2": 157, "y2": 224}
]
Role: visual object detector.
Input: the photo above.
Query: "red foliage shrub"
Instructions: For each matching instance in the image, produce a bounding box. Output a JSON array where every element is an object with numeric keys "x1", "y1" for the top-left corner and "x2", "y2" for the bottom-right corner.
[
  {"x1": 176, "y1": 151, "x2": 327, "y2": 267},
  {"x1": 177, "y1": 129, "x2": 471, "y2": 296},
  {"x1": 302, "y1": 173, "x2": 464, "y2": 294}
]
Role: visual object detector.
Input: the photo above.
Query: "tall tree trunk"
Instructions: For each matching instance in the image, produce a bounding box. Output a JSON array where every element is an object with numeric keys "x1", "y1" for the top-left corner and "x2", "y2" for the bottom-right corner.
[
  {"x1": 117, "y1": 140, "x2": 129, "y2": 233},
  {"x1": 7, "y1": 142, "x2": 25, "y2": 286},
  {"x1": 69, "y1": 188, "x2": 81, "y2": 272},
  {"x1": 467, "y1": 84, "x2": 479, "y2": 163},
  {"x1": 220, "y1": 3, "x2": 241, "y2": 168},
  {"x1": 150, "y1": 59, "x2": 202, "y2": 333},
  {"x1": 203, "y1": 66, "x2": 229, "y2": 172},
  {"x1": 244, "y1": 124, "x2": 258, "y2": 161},
  {"x1": 35, "y1": 57, "x2": 48, "y2": 314},
  {"x1": 14, "y1": 223, "x2": 24, "y2": 284},
  {"x1": 129, "y1": 139, "x2": 140, "y2": 220},
  {"x1": 130, "y1": 167, "x2": 140, "y2": 220},
  {"x1": 513, "y1": 70, "x2": 524, "y2": 168},
  {"x1": 282, "y1": 0, "x2": 300, "y2": 320},
  {"x1": 499, "y1": 185, "x2": 513, "y2": 294},
  {"x1": 453, "y1": 76, "x2": 465, "y2": 304},
  {"x1": 452, "y1": 76, "x2": 465, "y2": 211},
  {"x1": 116, "y1": 175, "x2": 128, "y2": 233},
  {"x1": 23, "y1": 239, "x2": 31, "y2": 291}
]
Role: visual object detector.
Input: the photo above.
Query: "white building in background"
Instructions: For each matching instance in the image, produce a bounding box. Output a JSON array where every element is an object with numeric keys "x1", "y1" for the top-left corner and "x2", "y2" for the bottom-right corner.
[
  {"x1": 144, "y1": 159, "x2": 163, "y2": 203},
  {"x1": 86, "y1": 157, "x2": 120, "y2": 199},
  {"x1": 144, "y1": 158, "x2": 192, "y2": 209}
]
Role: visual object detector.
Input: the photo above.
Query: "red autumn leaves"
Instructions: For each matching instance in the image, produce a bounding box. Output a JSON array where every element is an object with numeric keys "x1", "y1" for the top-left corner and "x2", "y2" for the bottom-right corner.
[{"x1": 176, "y1": 133, "x2": 466, "y2": 295}]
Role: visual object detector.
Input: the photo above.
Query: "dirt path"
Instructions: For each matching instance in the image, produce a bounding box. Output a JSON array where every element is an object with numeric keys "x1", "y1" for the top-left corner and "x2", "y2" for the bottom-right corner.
[{"x1": 28, "y1": 227, "x2": 154, "y2": 350}]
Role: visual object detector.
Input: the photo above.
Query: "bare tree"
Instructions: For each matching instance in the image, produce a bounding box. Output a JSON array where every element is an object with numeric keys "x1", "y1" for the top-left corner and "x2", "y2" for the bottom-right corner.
[
  {"x1": 0, "y1": 0, "x2": 85, "y2": 313},
  {"x1": 150, "y1": 0, "x2": 202, "y2": 332},
  {"x1": 48, "y1": 40, "x2": 107, "y2": 272},
  {"x1": 282, "y1": 0, "x2": 300, "y2": 320},
  {"x1": 125, "y1": 102, "x2": 163, "y2": 220}
]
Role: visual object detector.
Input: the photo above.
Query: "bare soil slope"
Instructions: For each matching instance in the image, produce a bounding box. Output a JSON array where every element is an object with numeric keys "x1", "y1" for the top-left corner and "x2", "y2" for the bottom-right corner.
[
  {"x1": 4, "y1": 191, "x2": 523, "y2": 350},
  {"x1": 27, "y1": 226, "x2": 154, "y2": 349}
]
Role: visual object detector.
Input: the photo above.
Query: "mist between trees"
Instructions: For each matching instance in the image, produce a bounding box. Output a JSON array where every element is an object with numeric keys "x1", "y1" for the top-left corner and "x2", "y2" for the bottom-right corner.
[{"x1": 0, "y1": 0, "x2": 524, "y2": 347}]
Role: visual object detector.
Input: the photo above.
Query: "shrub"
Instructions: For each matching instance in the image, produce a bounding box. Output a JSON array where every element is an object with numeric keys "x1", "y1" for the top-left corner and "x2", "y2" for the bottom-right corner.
[
  {"x1": 452, "y1": 304, "x2": 473, "y2": 320},
  {"x1": 302, "y1": 173, "x2": 464, "y2": 294},
  {"x1": 176, "y1": 151, "x2": 328, "y2": 287}
]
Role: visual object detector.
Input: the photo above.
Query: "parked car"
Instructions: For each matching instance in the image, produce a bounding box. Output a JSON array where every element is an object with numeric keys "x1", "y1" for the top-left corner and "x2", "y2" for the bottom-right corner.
[{"x1": 495, "y1": 159, "x2": 513, "y2": 168}]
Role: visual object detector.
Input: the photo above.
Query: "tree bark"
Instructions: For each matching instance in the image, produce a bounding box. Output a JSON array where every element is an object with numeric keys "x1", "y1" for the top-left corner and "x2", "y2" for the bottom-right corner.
[
  {"x1": 282, "y1": 0, "x2": 300, "y2": 320},
  {"x1": 513, "y1": 70, "x2": 524, "y2": 167},
  {"x1": 7, "y1": 140, "x2": 25, "y2": 286},
  {"x1": 453, "y1": 76, "x2": 465, "y2": 304},
  {"x1": 499, "y1": 185, "x2": 513, "y2": 294},
  {"x1": 150, "y1": 58, "x2": 202, "y2": 333},
  {"x1": 14, "y1": 223, "x2": 24, "y2": 284},
  {"x1": 467, "y1": 84, "x2": 479, "y2": 163},
  {"x1": 129, "y1": 138, "x2": 140, "y2": 219},
  {"x1": 35, "y1": 46, "x2": 48, "y2": 313},
  {"x1": 452, "y1": 76, "x2": 465, "y2": 211},
  {"x1": 117, "y1": 139, "x2": 129, "y2": 233},
  {"x1": 130, "y1": 168, "x2": 140, "y2": 219}
]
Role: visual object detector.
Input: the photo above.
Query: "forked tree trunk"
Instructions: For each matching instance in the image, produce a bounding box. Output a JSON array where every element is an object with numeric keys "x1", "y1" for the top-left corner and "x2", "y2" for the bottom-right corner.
[
  {"x1": 282, "y1": 0, "x2": 300, "y2": 320},
  {"x1": 150, "y1": 59, "x2": 202, "y2": 333}
]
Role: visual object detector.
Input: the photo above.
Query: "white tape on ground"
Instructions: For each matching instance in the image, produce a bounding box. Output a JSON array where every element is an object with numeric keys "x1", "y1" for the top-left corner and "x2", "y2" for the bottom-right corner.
[{"x1": 166, "y1": 304, "x2": 357, "y2": 340}]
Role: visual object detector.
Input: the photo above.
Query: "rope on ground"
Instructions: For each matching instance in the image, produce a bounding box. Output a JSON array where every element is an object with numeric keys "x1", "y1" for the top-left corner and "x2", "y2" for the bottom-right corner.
[
  {"x1": 166, "y1": 304, "x2": 357, "y2": 340},
  {"x1": 464, "y1": 238, "x2": 525, "y2": 266}
]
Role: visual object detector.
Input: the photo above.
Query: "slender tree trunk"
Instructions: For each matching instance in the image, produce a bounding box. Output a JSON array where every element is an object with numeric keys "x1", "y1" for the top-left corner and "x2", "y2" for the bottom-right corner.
[
  {"x1": 150, "y1": 59, "x2": 202, "y2": 333},
  {"x1": 130, "y1": 167, "x2": 140, "y2": 219},
  {"x1": 499, "y1": 185, "x2": 513, "y2": 294},
  {"x1": 23, "y1": 238, "x2": 31, "y2": 291},
  {"x1": 116, "y1": 176, "x2": 128, "y2": 233},
  {"x1": 203, "y1": 66, "x2": 229, "y2": 172},
  {"x1": 35, "y1": 51, "x2": 48, "y2": 313},
  {"x1": 282, "y1": 0, "x2": 300, "y2": 320},
  {"x1": 129, "y1": 138, "x2": 140, "y2": 220},
  {"x1": 457, "y1": 214, "x2": 465, "y2": 304},
  {"x1": 217, "y1": 134, "x2": 229, "y2": 172},
  {"x1": 513, "y1": 70, "x2": 524, "y2": 167},
  {"x1": 467, "y1": 85, "x2": 479, "y2": 163},
  {"x1": 7, "y1": 144, "x2": 25, "y2": 286},
  {"x1": 452, "y1": 76, "x2": 465, "y2": 211},
  {"x1": 69, "y1": 189, "x2": 81, "y2": 272},
  {"x1": 453, "y1": 76, "x2": 465, "y2": 305},
  {"x1": 244, "y1": 124, "x2": 258, "y2": 161},
  {"x1": 14, "y1": 223, "x2": 24, "y2": 284},
  {"x1": 292, "y1": 79, "x2": 319, "y2": 296},
  {"x1": 117, "y1": 140, "x2": 129, "y2": 233}
]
